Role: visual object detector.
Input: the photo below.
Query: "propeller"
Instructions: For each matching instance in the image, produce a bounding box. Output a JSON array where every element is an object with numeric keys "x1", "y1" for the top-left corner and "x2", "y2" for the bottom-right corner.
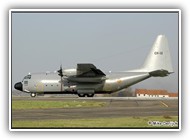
[
  {"x1": 57, "y1": 65, "x2": 64, "y2": 92},
  {"x1": 57, "y1": 65, "x2": 63, "y2": 77}
]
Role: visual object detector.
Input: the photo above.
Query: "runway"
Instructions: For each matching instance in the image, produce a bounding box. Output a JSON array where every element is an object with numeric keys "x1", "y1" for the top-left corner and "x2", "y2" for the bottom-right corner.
[{"x1": 12, "y1": 97, "x2": 178, "y2": 121}]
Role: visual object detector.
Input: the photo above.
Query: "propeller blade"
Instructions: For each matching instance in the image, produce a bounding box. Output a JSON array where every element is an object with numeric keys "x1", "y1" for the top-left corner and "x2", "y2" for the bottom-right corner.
[{"x1": 57, "y1": 65, "x2": 63, "y2": 77}]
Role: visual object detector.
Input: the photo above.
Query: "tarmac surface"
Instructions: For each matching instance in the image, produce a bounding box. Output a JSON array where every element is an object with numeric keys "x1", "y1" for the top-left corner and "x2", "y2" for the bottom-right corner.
[{"x1": 12, "y1": 97, "x2": 179, "y2": 121}]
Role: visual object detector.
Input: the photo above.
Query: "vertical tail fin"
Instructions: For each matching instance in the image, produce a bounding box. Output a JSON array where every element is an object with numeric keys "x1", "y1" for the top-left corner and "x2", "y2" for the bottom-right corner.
[{"x1": 142, "y1": 35, "x2": 174, "y2": 74}]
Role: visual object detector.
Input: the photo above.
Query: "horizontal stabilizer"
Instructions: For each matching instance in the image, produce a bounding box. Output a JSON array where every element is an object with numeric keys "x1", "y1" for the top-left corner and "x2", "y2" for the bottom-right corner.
[{"x1": 149, "y1": 69, "x2": 172, "y2": 77}]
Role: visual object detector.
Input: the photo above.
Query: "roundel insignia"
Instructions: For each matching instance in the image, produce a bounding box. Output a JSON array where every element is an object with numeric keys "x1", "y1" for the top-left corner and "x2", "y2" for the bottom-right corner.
[
  {"x1": 36, "y1": 82, "x2": 44, "y2": 92},
  {"x1": 117, "y1": 79, "x2": 122, "y2": 84}
]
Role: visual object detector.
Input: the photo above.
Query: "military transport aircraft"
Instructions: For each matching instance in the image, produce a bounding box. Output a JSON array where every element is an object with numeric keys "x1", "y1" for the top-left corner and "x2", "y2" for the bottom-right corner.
[{"x1": 14, "y1": 35, "x2": 173, "y2": 97}]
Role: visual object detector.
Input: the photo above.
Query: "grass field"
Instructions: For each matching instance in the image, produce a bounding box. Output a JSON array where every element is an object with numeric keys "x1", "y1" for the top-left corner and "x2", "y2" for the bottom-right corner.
[
  {"x1": 12, "y1": 100, "x2": 107, "y2": 110},
  {"x1": 12, "y1": 116, "x2": 178, "y2": 128}
]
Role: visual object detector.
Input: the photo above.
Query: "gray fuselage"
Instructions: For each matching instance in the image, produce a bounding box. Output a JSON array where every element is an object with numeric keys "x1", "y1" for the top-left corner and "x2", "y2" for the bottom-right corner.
[{"x1": 21, "y1": 69, "x2": 150, "y2": 95}]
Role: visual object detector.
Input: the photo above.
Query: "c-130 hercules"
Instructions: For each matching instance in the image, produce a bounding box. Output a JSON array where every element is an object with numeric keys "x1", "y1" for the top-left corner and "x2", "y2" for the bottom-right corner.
[{"x1": 14, "y1": 35, "x2": 173, "y2": 97}]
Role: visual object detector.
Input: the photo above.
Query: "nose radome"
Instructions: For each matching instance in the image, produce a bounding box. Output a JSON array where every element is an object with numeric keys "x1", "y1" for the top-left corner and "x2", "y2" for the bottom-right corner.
[{"x1": 14, "y1": 82, "x2": 22, "y2": 91}]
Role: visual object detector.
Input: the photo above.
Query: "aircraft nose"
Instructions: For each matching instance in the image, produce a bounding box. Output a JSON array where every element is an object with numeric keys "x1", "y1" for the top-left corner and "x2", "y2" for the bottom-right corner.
[{"x1": 14, "y1": 82, "x2": 22, "y2": 91}]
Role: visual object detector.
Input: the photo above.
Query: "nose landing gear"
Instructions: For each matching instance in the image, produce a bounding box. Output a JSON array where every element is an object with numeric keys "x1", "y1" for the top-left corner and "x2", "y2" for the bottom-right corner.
[{"x1": 30, "y1": 93, "x2": 36, "y2": 97}]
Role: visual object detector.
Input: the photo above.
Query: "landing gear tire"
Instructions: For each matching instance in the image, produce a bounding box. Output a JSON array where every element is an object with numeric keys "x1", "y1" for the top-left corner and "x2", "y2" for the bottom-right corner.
[
  {"x1": 78, "y1": 94, "x2": 85, "y2": 97},
  {"x1": 31, "y1": 93, "x2": 36, "y2": 97},
  {"x1": 87, "y1": 94, "x2": 94, "y2": 97}
]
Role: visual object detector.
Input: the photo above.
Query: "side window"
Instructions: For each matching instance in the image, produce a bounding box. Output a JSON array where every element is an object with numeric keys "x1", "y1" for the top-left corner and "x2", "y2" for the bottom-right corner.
[{"x1": 24, "y1": 81, "x2": 28, "y2": 85}]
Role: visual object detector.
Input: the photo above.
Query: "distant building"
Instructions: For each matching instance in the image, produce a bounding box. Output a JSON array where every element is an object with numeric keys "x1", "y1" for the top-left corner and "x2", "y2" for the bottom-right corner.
[{"x1": 135, "y1": 89, "x2": 178, "y2": 98}]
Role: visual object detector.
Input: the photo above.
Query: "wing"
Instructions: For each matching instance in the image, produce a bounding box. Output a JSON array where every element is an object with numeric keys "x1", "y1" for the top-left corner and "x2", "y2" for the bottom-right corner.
[
  {"x1": 67, "y1": 63, "x2": 106, "y2": 83},
  {"x1": 77, "y1": 63, "x2": 105, "y2": 77}
]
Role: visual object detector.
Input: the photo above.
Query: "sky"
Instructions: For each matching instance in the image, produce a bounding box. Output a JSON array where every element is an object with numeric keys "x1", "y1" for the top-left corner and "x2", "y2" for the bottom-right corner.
[{"x1": 11, "y1": 10, "x2": 179, "y2": 92}]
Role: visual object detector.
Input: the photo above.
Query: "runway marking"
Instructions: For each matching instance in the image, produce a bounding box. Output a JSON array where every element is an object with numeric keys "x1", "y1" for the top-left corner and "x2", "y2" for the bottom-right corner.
[
  {"x1": 160, "y1": 101, "x2": 169, "y2": 107},
  {"x1": 135, "y1": 100, "x2": 139, "y2": 106}
]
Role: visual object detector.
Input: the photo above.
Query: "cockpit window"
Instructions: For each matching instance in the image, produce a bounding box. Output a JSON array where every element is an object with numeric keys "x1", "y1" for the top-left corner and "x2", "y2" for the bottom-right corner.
[{"x1": 24, "y1": 75, "x2": 31, "y2": 79}]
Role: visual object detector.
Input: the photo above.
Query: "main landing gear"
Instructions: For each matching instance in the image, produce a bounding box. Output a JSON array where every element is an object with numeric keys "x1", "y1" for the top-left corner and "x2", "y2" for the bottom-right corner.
[{"x1": 78, "y1": 94, "x2": 94, "y2": 97}]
